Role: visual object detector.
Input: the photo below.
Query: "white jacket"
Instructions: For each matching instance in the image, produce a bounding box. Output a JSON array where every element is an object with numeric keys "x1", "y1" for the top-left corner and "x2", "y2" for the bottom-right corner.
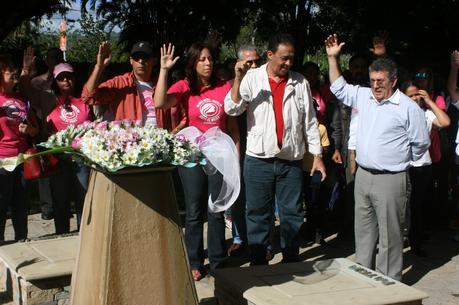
[{"x1": 224, "y1": 64, "x2": 321, "y2": 160}]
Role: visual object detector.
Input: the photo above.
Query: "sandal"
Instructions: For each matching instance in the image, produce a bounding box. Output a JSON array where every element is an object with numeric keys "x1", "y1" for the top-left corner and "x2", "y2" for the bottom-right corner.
[{"x1": 191, "y1": 269, "x2": 202, "y2": 281}]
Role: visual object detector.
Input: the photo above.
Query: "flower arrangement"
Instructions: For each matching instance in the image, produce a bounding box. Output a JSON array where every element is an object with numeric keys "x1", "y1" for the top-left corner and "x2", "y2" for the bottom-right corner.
[{"x1": 37, "y1": 120, "x2": 201, "y2": 172}]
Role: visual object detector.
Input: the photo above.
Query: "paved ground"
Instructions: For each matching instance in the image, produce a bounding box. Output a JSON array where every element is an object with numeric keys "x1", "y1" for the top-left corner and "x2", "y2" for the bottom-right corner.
[{"x1": 0, "y1": 214, "x2": 457, "y2": 304}]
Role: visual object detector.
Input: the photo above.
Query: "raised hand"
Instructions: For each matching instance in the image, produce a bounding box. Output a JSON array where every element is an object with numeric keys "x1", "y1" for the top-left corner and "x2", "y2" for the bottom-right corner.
[
  {"x1": 418, "y1": 89, "x2": 433, "y2": 104},
  {"x1": 159, "y1": 43, "x2": 179, "y2": 70},
  {"x1": 325, "y1": 34, "x2": 345, "y2": 57},
  {"x1": 96, "y1": 41, "x2": 112, "y2": 68},
  {"x1": 369, "y1": 31, "x2": 389, "y2": 57},
  {"x1": 234, "y1": 59, "x2": 251, "y2": 81},
  {"x1": 451, "y1": 50, "x2": 459, "y2": 69},
  {"x1": 22, "y1": 47, "x2": 35, "y2": 72}
]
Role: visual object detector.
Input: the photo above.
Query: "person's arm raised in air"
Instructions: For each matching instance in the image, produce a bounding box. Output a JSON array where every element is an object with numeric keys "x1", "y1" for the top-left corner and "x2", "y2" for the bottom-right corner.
[
  {"x1": 419, "y1": 90, "x2": 450, "y2": 128},
  {"x1": 85, "y1": 41, "x2": 112, "y2": 95},
  {"x1": 153, "y1": 43, "x2": 180, "y2": 109},
  {"x1": 447, "y1": 50, "x2": 459, "y2": 105},
  {"x1": 325, "y1": 34, "x2": 345, "y2": 84}
]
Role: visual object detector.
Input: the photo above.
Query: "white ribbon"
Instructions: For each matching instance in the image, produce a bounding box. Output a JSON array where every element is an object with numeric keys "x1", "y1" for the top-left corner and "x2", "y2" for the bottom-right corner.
[{"x1": 177, "y1": 126, "x2": 240, "y2": 212}]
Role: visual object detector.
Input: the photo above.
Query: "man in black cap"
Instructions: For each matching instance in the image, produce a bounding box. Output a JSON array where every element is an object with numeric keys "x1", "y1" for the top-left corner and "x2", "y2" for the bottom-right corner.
[{"x1": 82, "y1": 41, "x2": 170, "y2": 128}]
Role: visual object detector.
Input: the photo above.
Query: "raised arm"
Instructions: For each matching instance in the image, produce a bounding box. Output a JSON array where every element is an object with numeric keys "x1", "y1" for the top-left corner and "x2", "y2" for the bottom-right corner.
[
  {"x1": 369, "y1": 31, "x2": 389, "y2": 58},
  {"x1": 230, "y1": 59, "x2": 252, "y2": 105},
  {"x1": 325, "y1": 34, "x2": 345, "y2": 84},
  {"x1": 85, "y1": 41, "x2": 112, "y2": 95},
  {"x1": 419, "y1": 90, "x2": 450, "y2": 128},
  {"x1": 447, "y1": 50, "x2": 459, "y2": 103},
  {"x1": 153, "y1": 43, "x2": 180, "y2": 109},
  {"x1": 19, "y1": 47, "x2": 36, "y2": 96}
]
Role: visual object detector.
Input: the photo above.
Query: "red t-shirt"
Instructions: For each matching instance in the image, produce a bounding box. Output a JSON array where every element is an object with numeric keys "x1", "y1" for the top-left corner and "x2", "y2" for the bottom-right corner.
[
  {"x1": 0, "y1": 92, "x2": 32, "y2": 158},
  {"x1": 428, "y1": 95, "x2": 446, "y2": 163},
  {"x1": 47, "y1": 96, "x2": 92, "y2": 134},
  {"x1": 167, "y1": 79, "x2": 230, "y2": 133},
  {"x1": 269, "y1": 77, "x2": 287, "y2": 148}
]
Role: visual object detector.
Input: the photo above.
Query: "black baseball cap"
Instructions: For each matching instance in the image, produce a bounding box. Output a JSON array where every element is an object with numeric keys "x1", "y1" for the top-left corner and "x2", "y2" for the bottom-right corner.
[{"x1": 130, "y1": 41, "x2": 154, "y2": 57}]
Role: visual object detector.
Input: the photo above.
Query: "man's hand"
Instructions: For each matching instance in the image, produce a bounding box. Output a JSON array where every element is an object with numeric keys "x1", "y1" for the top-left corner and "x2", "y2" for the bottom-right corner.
[
  {"x1": 369, "y1": 31, "x2": 389, "y2": 57},
  {"x1": 96, "y1": 41, "x2": 112, "y2": 69},
  {"x1": 311, "y1": 156, "x2": 326, "y2": 181},
  {"x1": 325, "y1": 34, "x2": 345, "y2": 58},
  {"x1": 22, "y1": 47, "x2": 35, "y2": 73},
  {"x1": 234, "y1": 60, "x2": 251, "y2": 81},
  {"x1": 331, "y1": 149, "x2": 343, "y2": 164},
  {"x1": 159, "y1": 43, "x2": 179, "y2": 70},
  {"x1": 451, "y1": 50, "x2": 459, "y2": 69}
]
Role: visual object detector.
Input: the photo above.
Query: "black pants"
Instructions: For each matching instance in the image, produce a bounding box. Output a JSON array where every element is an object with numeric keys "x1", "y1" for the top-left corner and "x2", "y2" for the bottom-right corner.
[
  {"x1": 409, "y1": 165, "x2": 432, "y2": 249},
  {"x1": 0, "y1": 167, "x2": 28, "y2": 240}
]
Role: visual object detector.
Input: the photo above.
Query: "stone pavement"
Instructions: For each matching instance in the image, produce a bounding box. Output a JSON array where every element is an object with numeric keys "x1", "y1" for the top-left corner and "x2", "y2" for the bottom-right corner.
[{"x1": 0, "y1": 214, "x2": 457, "y2": 305}]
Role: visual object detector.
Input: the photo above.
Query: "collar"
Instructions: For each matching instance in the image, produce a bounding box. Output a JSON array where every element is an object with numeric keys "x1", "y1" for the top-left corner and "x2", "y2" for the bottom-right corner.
[{"x1": 370, "y1": 89, "x2": 401, "y2": 105}]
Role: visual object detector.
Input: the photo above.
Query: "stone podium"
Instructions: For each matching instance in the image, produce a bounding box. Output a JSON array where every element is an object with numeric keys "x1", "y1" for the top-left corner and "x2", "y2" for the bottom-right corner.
[{"x1": 70, "y1": 167, "x2": 198, "y2": 305}]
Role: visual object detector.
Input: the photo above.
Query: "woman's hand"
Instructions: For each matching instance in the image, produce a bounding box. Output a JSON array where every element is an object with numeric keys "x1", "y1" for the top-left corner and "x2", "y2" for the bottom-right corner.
[
  {"x1": 159, "y1": 43, "x2": 179, "y2": 70},
  {"x1": 22, "y1": 47, "x2": 35, "y2": 74},
  {"x1": 18, "y1": 123, "x2": 39, "y2": 137}
]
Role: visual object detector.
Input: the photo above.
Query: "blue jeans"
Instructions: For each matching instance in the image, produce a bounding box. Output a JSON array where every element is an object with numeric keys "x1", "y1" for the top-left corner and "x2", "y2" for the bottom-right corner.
[
  {"x1": 50, "y1": 156, "x2": 89, "y2": 234},
  {"x1": 244, "y1": 156, "x2": 303, "y2": 264},
  {"x1": 0, "y1": 166, "x2": 28, "y2": 240},
  {"x1": 230, "y1": 164, "x2": 247, "y2": 245},
  {"x1": 178, "y1": 166, "x2": 227, "y2": 270}
]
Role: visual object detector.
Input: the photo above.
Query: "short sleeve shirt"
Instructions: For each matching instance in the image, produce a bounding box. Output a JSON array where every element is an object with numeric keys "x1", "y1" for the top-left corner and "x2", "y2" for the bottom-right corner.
[
  {"x1": 47, "y1": 96, "x2": 92, "y2": 133},
  {"x1": 0, "y1": 93, "x2": 30, "y2": 158},
  {"x1": 168, "y1": 80, "x2": 231, "y2": 133}
]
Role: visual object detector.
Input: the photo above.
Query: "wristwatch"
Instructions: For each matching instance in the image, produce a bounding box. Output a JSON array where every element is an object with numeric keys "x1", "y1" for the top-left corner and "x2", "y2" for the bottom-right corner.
[{"x1": 313, "y1": 154, "x2": 323, "y2": 158}]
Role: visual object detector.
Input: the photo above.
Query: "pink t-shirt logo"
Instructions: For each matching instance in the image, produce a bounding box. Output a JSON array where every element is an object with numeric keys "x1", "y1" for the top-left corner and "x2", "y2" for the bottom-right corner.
[
  {"x1": 3, "y1": 99, "x2": 26, "y2": 122},
  {"x1": 198, "y1": 98, "x2": 222, "y2": 124},
  {"x1": 59, "y1": 105, "x2": 81, "y2": 124}
]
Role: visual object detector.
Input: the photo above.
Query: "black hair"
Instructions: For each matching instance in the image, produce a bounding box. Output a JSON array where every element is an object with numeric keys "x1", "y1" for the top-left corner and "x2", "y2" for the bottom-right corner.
[
  {"x1": 267, "y1": 33, "x2": 295, "y2": 53},
  {"x1": 184, "y1": 42, "x2": 217, "y2": 95},
  {"x1": 399, "y1": 80, "x2": 418, "y2": 94}
]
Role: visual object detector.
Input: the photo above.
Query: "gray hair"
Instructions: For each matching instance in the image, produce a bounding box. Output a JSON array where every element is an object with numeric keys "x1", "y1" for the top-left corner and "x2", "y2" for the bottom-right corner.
[
  {"x1": 369, "y1": 58, "x2": 398, "y2": 80},
  {"x1": 237, "y1": 44, "x2": 258, "y2": 60}
]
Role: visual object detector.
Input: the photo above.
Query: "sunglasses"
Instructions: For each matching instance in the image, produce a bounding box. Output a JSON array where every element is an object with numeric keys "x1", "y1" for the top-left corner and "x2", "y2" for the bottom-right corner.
[
  {"x1": 246, "y1": 59, "x2": 263, "y2": 66},
  {"x1": 415, "y1": 72, "x2": 431, "y2": 79},
  {"x1": 131, "y1": 53, "x2": 153, "y2": 62}
]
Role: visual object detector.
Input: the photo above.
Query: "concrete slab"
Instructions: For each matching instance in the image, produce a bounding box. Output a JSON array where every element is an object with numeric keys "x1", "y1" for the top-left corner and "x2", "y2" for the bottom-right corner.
[
  {"x1": 213, "y1": 258, "x2": 428, "y2": 305},
  {"x1": 0, "y1": 236, "x2": 78, "y2": 281}
]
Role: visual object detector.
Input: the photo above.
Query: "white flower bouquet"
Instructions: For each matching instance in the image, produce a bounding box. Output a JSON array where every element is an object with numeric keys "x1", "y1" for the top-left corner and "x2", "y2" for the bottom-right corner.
[{"x1": 0, "y1": 120, "x2": 202, "y2": 173}]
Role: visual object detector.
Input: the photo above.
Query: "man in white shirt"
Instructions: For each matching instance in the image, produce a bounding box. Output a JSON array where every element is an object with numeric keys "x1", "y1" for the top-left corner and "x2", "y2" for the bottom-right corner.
[{"x1": 225, "y1": 33, "x2": 325, "y2": 265}]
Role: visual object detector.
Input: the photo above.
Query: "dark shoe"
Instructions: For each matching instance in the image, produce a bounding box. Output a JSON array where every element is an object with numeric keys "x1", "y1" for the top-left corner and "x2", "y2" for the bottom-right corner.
[
  {"x1": 228, "y1": 243, "x2": 245, "y2": 256},
  {"x1": 412, "y1": 246, "x2": 428, "y2": 257},
  {"x1": 41, "y1": 212, "x2": 53, "y2": 220}
]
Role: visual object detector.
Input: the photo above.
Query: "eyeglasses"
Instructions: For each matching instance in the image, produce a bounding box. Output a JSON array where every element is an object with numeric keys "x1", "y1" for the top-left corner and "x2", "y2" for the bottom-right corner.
[
  {"x1": 415, "y1": 72, "x2": 431, "y2": 79},
  {"x1": 246, "y1": 58, "x2": 263, "y2": 67}
]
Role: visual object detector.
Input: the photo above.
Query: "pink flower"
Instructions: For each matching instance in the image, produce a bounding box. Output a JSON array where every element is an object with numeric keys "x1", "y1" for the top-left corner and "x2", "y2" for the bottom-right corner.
[{"x1": 71, "y1": 137, "x2": 81, "y2": 149}]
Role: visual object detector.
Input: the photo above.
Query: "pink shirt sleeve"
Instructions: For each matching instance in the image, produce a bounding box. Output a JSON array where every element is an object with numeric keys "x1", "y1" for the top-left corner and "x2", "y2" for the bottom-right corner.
[
  {"x1": 434, "y1": 95, "x2": 446, "y2": 110},
  {"x1": 167, "y1": 80, "x2": 190, "y2": 106}
]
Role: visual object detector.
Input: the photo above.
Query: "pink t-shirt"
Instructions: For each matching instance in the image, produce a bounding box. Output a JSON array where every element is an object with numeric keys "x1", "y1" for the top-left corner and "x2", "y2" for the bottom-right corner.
[
  {"x1": 0, "y1": 93, "x2": 31, "y2": 158},
  {"x1": 47, "y1": 96, "x2": 92, "y2": 133},
  {"x1": 167, "y1": 80, "x2": 230, "y2": 133},
  {"x1": 428, "y1": 95, "x2": 446, "y2": 163}
]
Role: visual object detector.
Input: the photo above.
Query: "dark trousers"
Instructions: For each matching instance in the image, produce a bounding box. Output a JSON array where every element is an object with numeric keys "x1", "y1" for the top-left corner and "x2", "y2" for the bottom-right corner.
[
  {"x1": 409, "y1": 165, "x2": 432, "y2": 250},
  {"x1": 244, "y1": 156, "x2": 303, "y2": 265},
  {"x1": 50, "y1": 156, "x2": 89, "y2": 234},
  {"x1": 0, "y1": 167, "x2": 28, "y2": 240},
  {"x1": 178, "y1": 166, "x2": 227, "y2": 270}
]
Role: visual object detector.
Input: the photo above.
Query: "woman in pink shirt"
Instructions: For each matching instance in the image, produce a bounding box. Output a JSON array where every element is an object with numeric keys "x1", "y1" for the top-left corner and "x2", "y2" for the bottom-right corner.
[
  {"x1": 154, "y1": 43, "x2": 239, "y2": 281},
  {"x1": 0, "y1": 54, "x2": 39, "y2": 241},
  {"x1": 47, "y1": 63, "x2": 93, "y2": 234}
]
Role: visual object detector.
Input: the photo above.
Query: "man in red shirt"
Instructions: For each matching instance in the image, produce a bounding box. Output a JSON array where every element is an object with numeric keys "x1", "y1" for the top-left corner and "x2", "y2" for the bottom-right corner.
[
  {"x1": 82, "y1": 41, "x2": 170, "y2": 129},
  {"x1": 225, "y1": 33, "x2": 326, "y2": 265}
]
